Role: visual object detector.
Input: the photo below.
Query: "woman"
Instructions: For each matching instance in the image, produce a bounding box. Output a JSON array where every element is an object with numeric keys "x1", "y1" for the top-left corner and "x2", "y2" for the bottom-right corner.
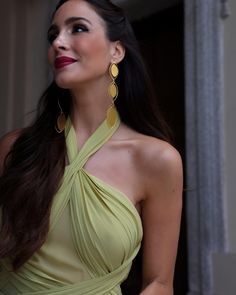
[{"x1": 0, "y1": 0, "x2": 183, "y2": 294}]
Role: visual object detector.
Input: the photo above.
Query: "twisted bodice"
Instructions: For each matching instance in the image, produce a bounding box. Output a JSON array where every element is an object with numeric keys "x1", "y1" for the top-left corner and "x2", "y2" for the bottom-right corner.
[{"x1": 0, "y1": 110, "x2": 143, "y2": 294}]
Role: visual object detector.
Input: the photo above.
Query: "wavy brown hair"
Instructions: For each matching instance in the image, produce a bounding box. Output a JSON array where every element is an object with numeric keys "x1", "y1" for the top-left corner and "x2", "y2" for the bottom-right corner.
[{"x1": 0, "y1": 0, "x2": 171, "y2": 271}]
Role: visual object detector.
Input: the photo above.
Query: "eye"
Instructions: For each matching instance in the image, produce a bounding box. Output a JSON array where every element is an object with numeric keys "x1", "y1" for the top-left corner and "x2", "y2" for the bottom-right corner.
[
  {"x1": 47, "y1": 30, "x2": 59, "y2": 45},
  {"x1": 72, "y1": 24, "x2": 89, "y2": 33}
]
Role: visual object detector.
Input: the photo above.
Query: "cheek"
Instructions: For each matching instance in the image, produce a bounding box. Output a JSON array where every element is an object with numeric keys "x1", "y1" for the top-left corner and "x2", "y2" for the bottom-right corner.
[
  {"x1": 79, "y1": 35, "x2": 111, "y2": 60},
  {"x1": 47, "y1": 47, "x2": 54, "y2": 66}
]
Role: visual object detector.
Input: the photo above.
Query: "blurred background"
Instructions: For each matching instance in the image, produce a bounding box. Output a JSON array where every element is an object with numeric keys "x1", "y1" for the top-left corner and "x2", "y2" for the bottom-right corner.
[{"x1": 0, "y1": 0, "x2": 236, "y2": 294}]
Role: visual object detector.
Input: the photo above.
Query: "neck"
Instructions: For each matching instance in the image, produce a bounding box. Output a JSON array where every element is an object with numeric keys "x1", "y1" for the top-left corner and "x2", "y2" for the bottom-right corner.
[{"x1": 69, "y1": 81, "x2": 112, "y2": 135}]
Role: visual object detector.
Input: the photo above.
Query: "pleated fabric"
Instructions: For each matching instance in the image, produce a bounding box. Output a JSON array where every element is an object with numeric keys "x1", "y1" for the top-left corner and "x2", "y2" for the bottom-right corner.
[{"x1": 0, "y1": 110, "x2": 143, "y2": 294}]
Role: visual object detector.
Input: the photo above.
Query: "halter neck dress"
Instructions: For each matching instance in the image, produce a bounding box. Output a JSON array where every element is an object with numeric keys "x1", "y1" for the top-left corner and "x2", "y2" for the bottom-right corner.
[{"x1": 0, "y1": 110, "x2": 143, "y2": 295}]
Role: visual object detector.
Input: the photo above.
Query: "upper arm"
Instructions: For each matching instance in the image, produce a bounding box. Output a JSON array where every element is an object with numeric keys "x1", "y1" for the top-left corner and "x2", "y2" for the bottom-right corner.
[
  {"x1": 0, "y1": 130, "x2": 22, "y2": 175},
  {"x1": 140, "y1": 141, "x2": 183, "y2": 289}
]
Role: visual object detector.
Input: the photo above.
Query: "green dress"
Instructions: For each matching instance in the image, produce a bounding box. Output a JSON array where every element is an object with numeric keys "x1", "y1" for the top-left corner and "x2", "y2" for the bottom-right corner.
[{"x1": 0, "y1": 110, "x2": 143, "y2": 294}]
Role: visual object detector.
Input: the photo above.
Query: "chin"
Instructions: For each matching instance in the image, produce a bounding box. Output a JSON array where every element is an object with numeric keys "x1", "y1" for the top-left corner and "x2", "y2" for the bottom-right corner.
[{"x1": 54, "y1": 76, "x2": 77, "y2": 89}]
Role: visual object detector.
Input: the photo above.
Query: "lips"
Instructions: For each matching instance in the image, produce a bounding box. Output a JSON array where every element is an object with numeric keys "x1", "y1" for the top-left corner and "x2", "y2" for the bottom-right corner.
[{"x1": 54, "y1": 56, "x2": 77, "y2": 69}]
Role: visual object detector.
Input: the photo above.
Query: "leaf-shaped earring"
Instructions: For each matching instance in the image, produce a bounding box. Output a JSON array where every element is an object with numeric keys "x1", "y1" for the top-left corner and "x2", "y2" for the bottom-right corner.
[
  {"x1": 107, "y1": 63, "x2": 119, "y2": 128},
  {"x1": 55, "y1": 99, "x2": 66, "y2": 133}
]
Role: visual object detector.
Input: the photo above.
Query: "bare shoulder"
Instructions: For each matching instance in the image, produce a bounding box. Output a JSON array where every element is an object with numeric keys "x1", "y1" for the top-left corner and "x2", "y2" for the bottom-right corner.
[
  {"x1": 136, "y1": 134, "x2": 182, "y2": 175},
  {"x1": 0, "y1": 129, "x2": 22, "y2": 174},
  {"x1": 116, "y1": 124, "x2": 182, "y2": 179},
  {"x1": 131, "y1": 133, "x2": 183, "y2": 201},
  {"x1": 0, "y1": 129, "x2": 22, "y2": 152}
]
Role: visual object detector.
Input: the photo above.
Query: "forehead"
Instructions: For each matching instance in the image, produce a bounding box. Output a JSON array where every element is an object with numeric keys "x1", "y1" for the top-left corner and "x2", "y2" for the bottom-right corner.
[{"x1": 52, "y1": 0, "x2": 105, "y2": 27}]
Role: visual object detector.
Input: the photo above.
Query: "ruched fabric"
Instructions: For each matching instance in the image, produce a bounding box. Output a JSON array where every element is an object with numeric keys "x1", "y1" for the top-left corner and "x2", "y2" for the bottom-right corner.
[{"x1": 0, "y1": 110, "x2": 143, "y2": 294}]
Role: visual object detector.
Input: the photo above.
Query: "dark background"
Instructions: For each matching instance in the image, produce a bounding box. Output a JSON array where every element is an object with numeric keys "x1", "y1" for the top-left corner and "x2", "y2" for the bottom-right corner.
[{"x1": 121, "y1": 3, "x2": 188, "y2": 294}]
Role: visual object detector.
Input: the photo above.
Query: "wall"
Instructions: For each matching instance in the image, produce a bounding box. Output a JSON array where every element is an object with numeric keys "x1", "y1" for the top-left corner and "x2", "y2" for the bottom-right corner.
[{"x1": 0, "y1": 0, "x2": 53, "y2": 137}]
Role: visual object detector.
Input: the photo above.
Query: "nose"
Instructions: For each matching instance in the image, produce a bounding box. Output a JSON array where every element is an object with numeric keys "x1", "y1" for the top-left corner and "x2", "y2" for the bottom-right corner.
[{"x1": 52, "y1": 32, "x2": 68, "y2": 51}]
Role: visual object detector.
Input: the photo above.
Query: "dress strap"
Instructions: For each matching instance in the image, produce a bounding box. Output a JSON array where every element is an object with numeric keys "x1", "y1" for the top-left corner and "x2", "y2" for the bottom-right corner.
[
  {"x1": 66, "y1": 108, "x2": 120, "y2": 171},
  {"x1": 49, "y1": 109, "x2": 121, "y2": 230}
]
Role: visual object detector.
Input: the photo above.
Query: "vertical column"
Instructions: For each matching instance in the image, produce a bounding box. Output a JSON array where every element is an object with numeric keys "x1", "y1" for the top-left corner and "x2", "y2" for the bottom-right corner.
[
  {"x1": 211, "y1": 1, "x2": 236, "y2": 294},
  {"x1": 185, "y1": 0, "x2": 226, "y2": 294}
]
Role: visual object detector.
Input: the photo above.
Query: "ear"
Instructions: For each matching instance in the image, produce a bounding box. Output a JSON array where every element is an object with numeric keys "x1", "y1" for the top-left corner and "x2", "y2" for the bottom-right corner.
[{"x1": 110, "y1": 41, "x2": 125, "y2": 64}]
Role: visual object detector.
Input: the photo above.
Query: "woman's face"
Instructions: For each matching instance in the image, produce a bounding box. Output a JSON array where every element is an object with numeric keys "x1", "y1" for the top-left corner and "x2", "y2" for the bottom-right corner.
[{"x1": 48, "y1": 0, "x2": 115, "y2": 89}]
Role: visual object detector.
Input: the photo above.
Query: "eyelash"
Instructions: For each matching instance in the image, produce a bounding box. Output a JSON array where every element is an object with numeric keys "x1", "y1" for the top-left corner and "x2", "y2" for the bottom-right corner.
[
  {"x1": 47, "y1": 24, "x2": 89, "y2": 44},
  {"x1": 72, "y1": 24, "x2": 88, "y2": 33}
]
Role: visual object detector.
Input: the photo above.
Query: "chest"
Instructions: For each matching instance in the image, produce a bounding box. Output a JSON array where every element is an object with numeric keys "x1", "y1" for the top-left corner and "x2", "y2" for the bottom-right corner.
[{"x1": 83, "y1": 142, "x2": 143, "y2": 211}]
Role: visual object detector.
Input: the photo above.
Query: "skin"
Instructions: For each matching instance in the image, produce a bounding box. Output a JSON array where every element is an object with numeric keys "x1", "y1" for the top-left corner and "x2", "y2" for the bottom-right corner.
[{"x1": 0, "y1": 1, "x2": 183, "y2": 294}]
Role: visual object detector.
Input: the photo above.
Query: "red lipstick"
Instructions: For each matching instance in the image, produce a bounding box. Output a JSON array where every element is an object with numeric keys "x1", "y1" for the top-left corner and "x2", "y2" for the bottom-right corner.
[{"x1": 54, "y1": 56, "x2": 77, "y2": 69}]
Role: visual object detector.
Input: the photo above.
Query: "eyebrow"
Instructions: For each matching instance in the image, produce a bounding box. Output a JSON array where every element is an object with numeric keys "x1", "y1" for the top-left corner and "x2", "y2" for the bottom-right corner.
[{"x1": 48, "y1": 17, "x2": 92, "y2": 32}]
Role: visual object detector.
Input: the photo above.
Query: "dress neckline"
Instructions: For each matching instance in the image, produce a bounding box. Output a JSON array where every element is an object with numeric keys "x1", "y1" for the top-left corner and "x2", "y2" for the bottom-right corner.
[{"x1": 65, "y1": 108, "x2": 121, "y2": 169}]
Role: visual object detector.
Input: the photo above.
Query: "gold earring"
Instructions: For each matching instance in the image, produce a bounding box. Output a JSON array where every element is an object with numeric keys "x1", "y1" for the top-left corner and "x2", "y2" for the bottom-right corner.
[
  {"x1": 107, "y1": 63, "x2": 119, "y2": 127},
  {"x1": 55, "y1": 100, "x2": 66, "y2": 133}
]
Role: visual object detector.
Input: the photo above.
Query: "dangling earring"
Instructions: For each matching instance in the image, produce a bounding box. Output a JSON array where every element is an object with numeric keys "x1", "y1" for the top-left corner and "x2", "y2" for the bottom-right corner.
[
  {"x1": 107, "y1": 62, "x2": 119, "y2": 128},
  {"x1": 55, "y1": 99, "x2": 66, "y2": 133}
]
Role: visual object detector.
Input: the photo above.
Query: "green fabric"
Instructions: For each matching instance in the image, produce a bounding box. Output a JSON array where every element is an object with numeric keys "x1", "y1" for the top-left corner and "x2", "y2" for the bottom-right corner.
[{"x1": 0, "y1": 110, "x2": 143, "y2": 294}]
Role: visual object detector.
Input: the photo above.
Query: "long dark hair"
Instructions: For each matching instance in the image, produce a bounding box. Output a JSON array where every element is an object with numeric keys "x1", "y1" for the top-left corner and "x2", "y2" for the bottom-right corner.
[{"x1": 0, "y1": 0, "x2": 171, "y2": 271}]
